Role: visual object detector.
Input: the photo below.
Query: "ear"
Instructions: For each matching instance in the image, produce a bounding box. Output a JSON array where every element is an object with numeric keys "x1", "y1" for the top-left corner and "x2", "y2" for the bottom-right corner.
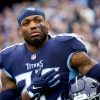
[
  {"x1": 18, "y1": 27, "x2": 22, "y2": 36},
  {"x1": 45, "y1": 20, "x2": 49, "y2": 29}
]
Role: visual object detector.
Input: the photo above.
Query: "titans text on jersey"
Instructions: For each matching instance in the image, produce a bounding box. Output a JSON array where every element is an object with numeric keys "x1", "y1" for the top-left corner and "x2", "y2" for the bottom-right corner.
[{"x1": 0, "y1": 33, "x2": 87, "y2": 100}]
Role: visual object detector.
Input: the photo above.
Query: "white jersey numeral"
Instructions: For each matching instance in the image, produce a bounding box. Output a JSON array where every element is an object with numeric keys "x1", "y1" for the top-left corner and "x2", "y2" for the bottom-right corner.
[
  {"x1": 15, "y1": 67, "x2": 61, "y2": 99},
  {"x1": 15, "y1": 71, "x2": 32, "y2": 93}
]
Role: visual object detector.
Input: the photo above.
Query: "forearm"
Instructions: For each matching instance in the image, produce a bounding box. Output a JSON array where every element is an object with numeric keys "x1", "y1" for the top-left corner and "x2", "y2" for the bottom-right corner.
[
  {"x1": 70, "y1": 52, "x2": 100, "y2": 82},
  {"x1": 21, "y1": 91, "x2": 30, "y2": 100}
]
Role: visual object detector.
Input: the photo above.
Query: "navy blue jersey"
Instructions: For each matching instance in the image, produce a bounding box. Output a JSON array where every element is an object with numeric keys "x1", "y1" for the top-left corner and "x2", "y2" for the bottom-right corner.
[{"x1": 0, "y1": 33, "x2": 87, "y2": 100}]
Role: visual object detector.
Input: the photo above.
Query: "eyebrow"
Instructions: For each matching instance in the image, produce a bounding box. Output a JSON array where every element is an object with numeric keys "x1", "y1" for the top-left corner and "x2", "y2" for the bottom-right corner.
[{"x1": 21, "y1": 15, "x2": 44, "y2": 23}]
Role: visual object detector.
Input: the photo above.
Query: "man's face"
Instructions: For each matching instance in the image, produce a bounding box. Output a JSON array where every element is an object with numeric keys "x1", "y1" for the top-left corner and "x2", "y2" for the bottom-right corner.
[{"x1": 19, "y1": 15, "x2": 49, "y2": 47}]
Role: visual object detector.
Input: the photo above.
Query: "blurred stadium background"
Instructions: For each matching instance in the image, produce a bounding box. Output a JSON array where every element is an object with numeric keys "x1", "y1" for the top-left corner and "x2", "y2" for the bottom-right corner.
[{"x1": 0, "y1": 0, "x2": 100, "y2": 91}]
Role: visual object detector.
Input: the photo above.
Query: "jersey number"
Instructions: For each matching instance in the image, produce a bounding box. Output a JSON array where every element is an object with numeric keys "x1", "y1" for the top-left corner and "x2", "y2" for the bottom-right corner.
[{"x1": 15, "y1": 68, "x2": 61, "y2": 100}]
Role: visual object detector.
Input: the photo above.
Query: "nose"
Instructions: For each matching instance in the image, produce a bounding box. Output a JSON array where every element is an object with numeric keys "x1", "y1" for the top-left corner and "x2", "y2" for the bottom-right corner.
[{"x1": 29, "y1": 21, "x2": 37, "y2": 29}]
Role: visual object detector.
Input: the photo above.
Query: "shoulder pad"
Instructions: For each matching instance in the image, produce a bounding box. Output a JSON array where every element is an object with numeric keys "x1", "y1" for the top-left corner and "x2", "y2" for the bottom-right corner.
[
  {"x1": 52, "y1": 33, "x2": 85, "y2": 45},
  {"x1": 0, "y1": 43, "x2": 24, "y2": 55}
]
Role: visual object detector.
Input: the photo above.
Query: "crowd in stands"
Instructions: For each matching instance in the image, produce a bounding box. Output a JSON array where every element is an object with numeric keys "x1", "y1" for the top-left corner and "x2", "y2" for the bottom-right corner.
[{"x1": 0, "y1": 0, "x2": 100, "y2": 61}]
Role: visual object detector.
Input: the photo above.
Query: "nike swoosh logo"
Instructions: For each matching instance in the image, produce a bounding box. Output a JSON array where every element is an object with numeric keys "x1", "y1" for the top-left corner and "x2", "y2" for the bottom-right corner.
[{"x1": 32, "y1": 86, "x2": 42, "y2": 89}]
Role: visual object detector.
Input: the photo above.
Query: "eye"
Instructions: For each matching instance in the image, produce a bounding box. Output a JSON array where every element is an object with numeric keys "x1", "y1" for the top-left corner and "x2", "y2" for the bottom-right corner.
[
  {"x1": 22, "y1": 22, "x2": 29, "y2": 26},
  {"x1": 37, "y1": 19, "x2": 43, "y2": 23},
  {"x1": 21, "y1": 20, "x2": 30, "y2": 26}
]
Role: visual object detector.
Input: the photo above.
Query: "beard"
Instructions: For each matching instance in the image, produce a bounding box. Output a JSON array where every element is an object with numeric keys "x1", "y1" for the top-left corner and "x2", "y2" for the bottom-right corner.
[
  {"x1": 24, "y1": 25, "x2": 48, "y2": 48},
  {"x1": 25, "y1": 33, "x2": 48, "y2": 48}
]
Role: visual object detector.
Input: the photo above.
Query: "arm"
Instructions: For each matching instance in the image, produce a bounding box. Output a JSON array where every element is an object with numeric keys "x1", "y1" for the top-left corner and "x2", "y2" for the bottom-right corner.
[
  {"x1": 0, "y1": 69, "x2": 16, "y2": 91},
  {"x1": 0, "y1": 70, "x2": 30, "y2": 100},
  {"x1": 70, "y1": 52, "x2": 100, "y2": 82}
]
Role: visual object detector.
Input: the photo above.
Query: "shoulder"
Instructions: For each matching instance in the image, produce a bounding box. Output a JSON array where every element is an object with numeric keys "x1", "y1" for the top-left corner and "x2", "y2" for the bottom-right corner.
[
  {"x1": 50, "y1": 33, "x2": 87, "y2": 54},
  {"x1": 51, "y1": 33, "x2": 85, "y2": 45},
  {"x1": 0, "y1": 43, "x2": 24, "y2": 55}
]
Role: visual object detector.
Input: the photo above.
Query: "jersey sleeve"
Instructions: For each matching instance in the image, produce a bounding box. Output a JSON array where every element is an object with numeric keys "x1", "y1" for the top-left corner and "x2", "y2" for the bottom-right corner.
[
  {"x1": 58, "y1": 33, "x2": 87, "y2": 81},
  {"x1": 68, "y1": 33, "x2": 87, "y2": 53},
  {"x1": 0, "y1": 48, "x2": 14, "y2": 79},
  {"x1": 67, "y1": 34, "x2": 87, "y2": 80},
  {"x1": 54, "y1": 33, "x2": 87, "y2": 53}
]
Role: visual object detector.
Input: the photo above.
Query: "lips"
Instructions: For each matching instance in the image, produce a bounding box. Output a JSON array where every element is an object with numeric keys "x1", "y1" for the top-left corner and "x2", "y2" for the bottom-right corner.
[{"x1": 30, "y1": 31, "x2": 40, "y2": 37}]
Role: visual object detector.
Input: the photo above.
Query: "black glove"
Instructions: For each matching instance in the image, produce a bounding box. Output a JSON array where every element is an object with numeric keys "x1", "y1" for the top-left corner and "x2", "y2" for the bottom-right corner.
[{"x1": 27, "y1": 69, "x2": 60, "y2": 99}]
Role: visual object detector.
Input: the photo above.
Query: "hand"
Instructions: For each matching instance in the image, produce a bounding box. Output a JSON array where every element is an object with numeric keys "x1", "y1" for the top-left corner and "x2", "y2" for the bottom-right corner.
[{"x1": 27, "y1": 69, "x2": 60, "y2": 99}]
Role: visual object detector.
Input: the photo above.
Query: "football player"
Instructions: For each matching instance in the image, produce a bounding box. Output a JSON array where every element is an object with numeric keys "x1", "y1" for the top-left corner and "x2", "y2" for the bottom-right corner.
[{"x1": 0, "y1": 7, "x2": 100, "y2": 100}]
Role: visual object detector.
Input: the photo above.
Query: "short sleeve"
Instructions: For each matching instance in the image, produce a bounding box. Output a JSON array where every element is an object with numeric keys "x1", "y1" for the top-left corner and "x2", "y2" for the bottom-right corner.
[{"x1": 68, "y1": 34, "x2": 87, "y2": 53}]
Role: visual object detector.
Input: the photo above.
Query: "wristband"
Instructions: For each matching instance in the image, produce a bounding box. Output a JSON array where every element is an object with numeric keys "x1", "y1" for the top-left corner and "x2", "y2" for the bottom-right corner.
[{"x1": 86, "y1": 64, "x2": 100, "y2": 82}]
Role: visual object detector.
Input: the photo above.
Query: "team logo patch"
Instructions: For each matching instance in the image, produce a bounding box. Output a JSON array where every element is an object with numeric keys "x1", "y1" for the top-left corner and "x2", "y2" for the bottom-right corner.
[
  {"x1": 31, "y1": 54, "x2": 36, "y2": 60},
  {"x1": 27, "y1": 7, "x2": 36, "y2": 11}
]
